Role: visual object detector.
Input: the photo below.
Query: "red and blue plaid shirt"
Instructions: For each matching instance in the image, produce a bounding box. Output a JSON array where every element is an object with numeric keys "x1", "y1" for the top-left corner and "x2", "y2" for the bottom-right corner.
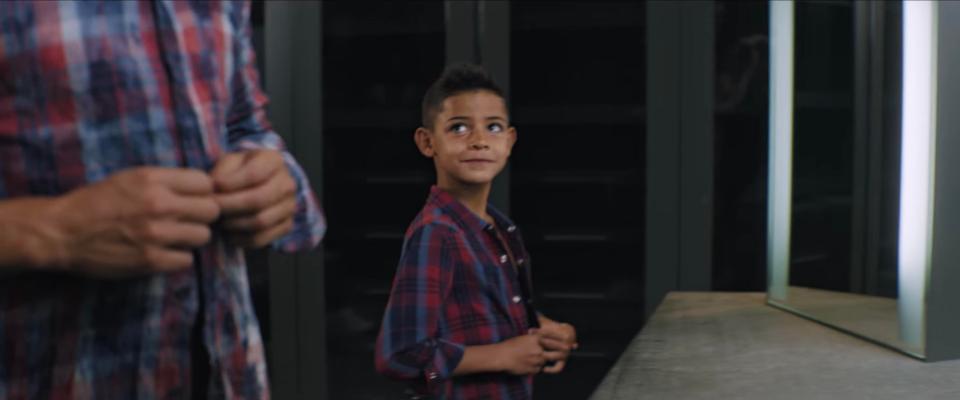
[
  {"x1": 376, "y1": 186, "x2": 537, "y2": 400},
  {"x1": 0, "y1": 1, "x2": 324, "y2": 398}
]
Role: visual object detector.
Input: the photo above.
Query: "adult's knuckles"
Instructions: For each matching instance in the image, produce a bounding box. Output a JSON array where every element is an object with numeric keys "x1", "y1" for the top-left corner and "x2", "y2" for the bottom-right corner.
[
  {"x1": 252, "y1": 237, "x2": 271, "y2": 248},
  {"x1": 251, "y1": 152, "x2": 284, "y2": 179},
  {"x1": 194, "y1": 200, "x2": 222, "y2": 222},
  {"x1": 161, "y1": 251, "x2": 191, "y2": 270},
  {"x1": 189, "y1": 226, "x2": 213, "y2": 245},
  {"x1": 142, "y1": 247, "x2": 168, "y2": 269},
  {"x1": 136, "y1": 221, "x2": 165, "y2": 242},
  {"x1": 140, "y1": 187, "x2": 172, "y2": 215},
  {"x1": 241, "y1": 164, "x2": 268, "y2": 187},
  {"x1": 153, "y1": 258, "x2": 191, "y2": 272},
  {"x1": 285, "y1": 196, "x2": 299, "y2": 211},
  {"x1": 251, "y1": 212, "x2": 272, "y2": 230},
  {"x1": 272, "y1": 219, "x2": 295, "y2": 240},
  {"x1": 254, "y1": 221, "x2": 290, "y2": 247},
  {"x1": 256, "y1": 149, "x2": 284, "y2": 166},
  {"x1": 128, "y1": 167, "x2": 159, "y2": 183},
  {"x1": 280, "y1": 175, "x2": 297, "y2": 196},
  {"x1": 252, "y1": 188, "x2": 280, "y2": 210},
  {"x1": 159, "y1": 222, "x2": 211, "y2": 246},
  {"x1": 222, "y1": 192, "x2": 260, "y2": 213},
  {"x1": 253, "y1": 228, "x2": 279, "y2": 247}
]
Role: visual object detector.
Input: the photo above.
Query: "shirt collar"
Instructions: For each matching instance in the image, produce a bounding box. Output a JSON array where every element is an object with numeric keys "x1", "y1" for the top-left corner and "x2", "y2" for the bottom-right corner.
[{"x1": 427, "y1": 185, "x2": 517, "y2": 234}]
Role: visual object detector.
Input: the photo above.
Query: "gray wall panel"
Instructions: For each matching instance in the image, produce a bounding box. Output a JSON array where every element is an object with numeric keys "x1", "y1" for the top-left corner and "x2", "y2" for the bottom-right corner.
[{"x1": 927, "y1": 0, "x2": 960, "y2": 362}]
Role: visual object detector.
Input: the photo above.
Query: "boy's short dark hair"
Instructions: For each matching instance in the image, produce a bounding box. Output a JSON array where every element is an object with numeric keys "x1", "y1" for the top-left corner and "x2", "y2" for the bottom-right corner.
[{"x1": 421, "y1": 64, "x2": 506, "y2": 128}]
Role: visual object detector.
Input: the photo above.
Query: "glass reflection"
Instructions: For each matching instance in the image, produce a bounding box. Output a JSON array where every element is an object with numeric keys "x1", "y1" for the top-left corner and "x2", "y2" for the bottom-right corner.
[{"x1": 768, "y1": 0, "x2": 916, "y2": 357}]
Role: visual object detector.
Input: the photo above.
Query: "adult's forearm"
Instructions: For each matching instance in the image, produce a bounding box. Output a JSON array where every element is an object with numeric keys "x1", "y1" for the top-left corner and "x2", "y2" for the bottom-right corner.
[{"x1": 0, "y1": 197, "x2": 65, "y2": 269}]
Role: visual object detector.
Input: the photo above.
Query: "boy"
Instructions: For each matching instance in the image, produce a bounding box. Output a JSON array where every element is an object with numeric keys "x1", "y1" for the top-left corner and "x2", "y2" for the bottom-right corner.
[{"x1": 375, "y1": 64, "x2": 578, "y2": 400}]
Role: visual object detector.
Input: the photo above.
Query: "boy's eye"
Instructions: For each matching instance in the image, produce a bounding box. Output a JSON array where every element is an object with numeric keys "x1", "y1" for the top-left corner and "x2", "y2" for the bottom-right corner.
[
  {"x1": 449, "y1": 123, "x2": 469, "y2": 135},
  {"x1": 487, "y1": 123, "x2": 504, "y2": 133}
]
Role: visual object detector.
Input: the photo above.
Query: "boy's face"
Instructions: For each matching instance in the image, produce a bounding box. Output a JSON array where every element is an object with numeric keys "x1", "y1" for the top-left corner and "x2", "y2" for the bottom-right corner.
[{"x1": 415, "y1": 90, "x2": 516, "y2": 188}]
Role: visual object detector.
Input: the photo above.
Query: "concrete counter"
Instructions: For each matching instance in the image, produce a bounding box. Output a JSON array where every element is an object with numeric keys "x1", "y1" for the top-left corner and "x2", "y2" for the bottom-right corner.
[{"x1": 589, "y1": 292, "x2": 960, "y2": 400}]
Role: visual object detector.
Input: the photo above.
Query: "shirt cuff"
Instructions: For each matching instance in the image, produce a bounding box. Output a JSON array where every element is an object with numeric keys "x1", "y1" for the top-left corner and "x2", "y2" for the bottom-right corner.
[{"x1": 423, "y1": 338, "x2": 465, "y2": 388}]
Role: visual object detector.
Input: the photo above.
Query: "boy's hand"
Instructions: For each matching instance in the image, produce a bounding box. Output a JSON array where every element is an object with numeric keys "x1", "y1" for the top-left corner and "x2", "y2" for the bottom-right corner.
[
  {"x1": 212, "y1": 150, "x2": 297, "y2": 248},
  {"x1": 496, "y1": 329, "x2": 548, "y2": 375},
  {"x1": 538, "y1": 321, "x2": 578, "y2": 374}
]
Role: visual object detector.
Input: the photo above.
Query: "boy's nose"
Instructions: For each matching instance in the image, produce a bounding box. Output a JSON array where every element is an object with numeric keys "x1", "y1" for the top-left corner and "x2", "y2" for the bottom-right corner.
[
  {"x1": 469, "y1": 141, "x2": 489, "y2": 150},
  {"x1": 467, "y1": 129, "x2": 489, "y2": 149}
]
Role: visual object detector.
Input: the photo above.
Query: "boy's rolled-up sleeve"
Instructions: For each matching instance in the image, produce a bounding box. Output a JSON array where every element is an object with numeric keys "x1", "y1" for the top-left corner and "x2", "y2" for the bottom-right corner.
[
  {"x1": 224, "y1": 0, "x2": 325, "y2": 251},
  {"x1": 375, "y1": 224, "x2": 463, "y2": 389}
]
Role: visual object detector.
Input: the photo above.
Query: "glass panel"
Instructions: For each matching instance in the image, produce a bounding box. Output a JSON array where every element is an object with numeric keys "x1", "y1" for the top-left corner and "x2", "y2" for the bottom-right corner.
[
  {"x1": 509, "y1": 2, "x2": 646, "y2": 398},
  {"x1": 790, "y1": 0, "x2": 856, "y2": 292},
  {"x1": 767, "y1": 0, "x2": 911, "y2": 356},
  {"x1": 712, "y1": 1, "x2": 769, "y2": 291},
  {"x1": 321, "y1": 2, "x2": 445, "y2": 398}
]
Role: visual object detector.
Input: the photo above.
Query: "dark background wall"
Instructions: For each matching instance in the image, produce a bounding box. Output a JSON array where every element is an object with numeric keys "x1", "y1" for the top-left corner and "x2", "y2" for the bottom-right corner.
[{"x1": 250, "y1": 1, "x2": 775, "y2": 399}]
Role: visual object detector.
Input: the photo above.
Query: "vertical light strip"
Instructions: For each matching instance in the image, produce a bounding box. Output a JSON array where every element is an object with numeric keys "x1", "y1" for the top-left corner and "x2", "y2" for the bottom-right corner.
[
  {"x1": 898, "y1": 0, "x2": 937, "y2": 349},
  {"x1": 767, "y1": 0, "x2": 794, "y2": 301}
]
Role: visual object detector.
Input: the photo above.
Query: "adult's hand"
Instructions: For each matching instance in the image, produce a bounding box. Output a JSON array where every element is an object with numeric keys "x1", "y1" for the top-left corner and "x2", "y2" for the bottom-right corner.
[
  {"x1": 49, "y1": 167, "x2": 220, "y2": 277},
  {"x1": 211, "y1": 149, "x2": 297, "y2": 248}
]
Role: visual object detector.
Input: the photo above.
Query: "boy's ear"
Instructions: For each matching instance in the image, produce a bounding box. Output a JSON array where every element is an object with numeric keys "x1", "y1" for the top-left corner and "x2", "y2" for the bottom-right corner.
[
  {"x1": 414, "y1": 127, "x2": 435, "y2": 158},
  {"x1": 506, "y1": 126, "x2": 517, "y2": 156}
]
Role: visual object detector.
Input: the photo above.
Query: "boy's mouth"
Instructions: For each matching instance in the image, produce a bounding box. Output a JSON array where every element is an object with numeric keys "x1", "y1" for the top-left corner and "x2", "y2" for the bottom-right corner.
[{"x1": 461, "y1": 159, "x2": 494, "y2": 163}]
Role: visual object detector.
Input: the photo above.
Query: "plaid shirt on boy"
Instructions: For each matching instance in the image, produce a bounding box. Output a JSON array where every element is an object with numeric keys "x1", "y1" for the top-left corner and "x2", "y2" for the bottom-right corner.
[
  {"x1": 376, "y1": 186, "x2": 538, "y2": 400},
  {"x1": 0, "y1": 1, "x2": 325, "y2": 398}
]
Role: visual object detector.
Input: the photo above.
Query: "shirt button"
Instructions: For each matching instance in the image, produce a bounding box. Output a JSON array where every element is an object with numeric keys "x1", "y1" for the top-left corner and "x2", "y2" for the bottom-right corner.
[
  {"x1": 500, "y1": 254, "x2": 508, "y2": 263},
  {"x1": 428, "y1": 372, "x2": 439, "y2": 380},
  {"x1": 512, "y1": 295, "x2": 522, "y2": 304},
  {"x1": 507, "y1": 225, "x2": 517, "y2": 233}
]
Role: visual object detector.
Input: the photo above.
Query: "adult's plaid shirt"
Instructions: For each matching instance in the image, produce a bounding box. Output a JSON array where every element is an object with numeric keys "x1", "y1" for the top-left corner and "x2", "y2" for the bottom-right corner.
[{"x1": 0, "y1": 1, "x2": 325, "y2": 398}]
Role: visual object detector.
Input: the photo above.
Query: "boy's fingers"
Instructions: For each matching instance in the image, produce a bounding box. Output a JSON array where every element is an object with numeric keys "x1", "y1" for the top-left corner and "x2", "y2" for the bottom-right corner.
[
  {"x1": 542, "y1": 360, "x2": 566, "y2": 374},
  {"x1": 543, "y1": 350, "x2": 567, "y2": 362},
  {"x1": 538, "y1": 325, "x2": 572, "y2": 341},
  {"x1": 539, "y1": 337, "x2": 572, "y2": 352},
  {"x1": 541, "y1": 321, "x2": 576, "y2": 339}
]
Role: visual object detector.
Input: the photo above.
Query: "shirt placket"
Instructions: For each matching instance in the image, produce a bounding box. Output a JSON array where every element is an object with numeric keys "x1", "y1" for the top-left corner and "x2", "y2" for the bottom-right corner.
[{"x1": 485, "y1": 224, "x2": 531, "y2": 332}]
